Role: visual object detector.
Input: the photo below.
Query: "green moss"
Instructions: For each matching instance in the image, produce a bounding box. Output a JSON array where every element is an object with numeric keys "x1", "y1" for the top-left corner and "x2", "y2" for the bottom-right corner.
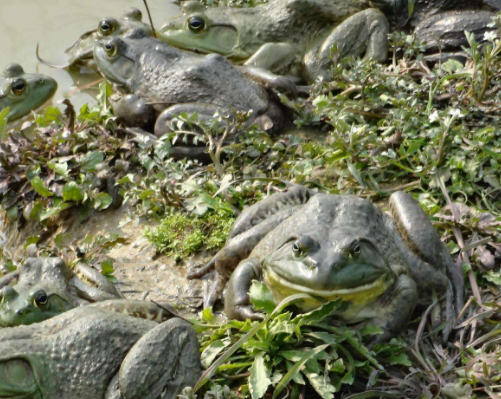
[{"x1": 144, "y1": 211, "x2": 235, "y2": 259}]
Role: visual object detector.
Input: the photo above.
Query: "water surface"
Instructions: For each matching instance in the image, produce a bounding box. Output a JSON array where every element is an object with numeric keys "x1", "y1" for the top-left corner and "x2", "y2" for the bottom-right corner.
[{"x1": 0, "y1": 0, "x2": 180, "y2": 109}]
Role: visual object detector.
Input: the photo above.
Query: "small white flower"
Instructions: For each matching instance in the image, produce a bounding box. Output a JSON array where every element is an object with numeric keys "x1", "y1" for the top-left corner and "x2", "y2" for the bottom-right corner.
[
  {"x1": 484, "y1": 31, "x2": 498, "y2": 42},
  {"x1": 429, "y1": 110, "x2": 440, "y2": 123},
  {"x1": 448, "y1": 108, "x2": 465, "y2": 118}
]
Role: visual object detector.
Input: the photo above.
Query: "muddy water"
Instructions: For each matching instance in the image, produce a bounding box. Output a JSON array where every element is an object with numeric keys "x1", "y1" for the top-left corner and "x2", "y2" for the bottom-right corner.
[{"x1": 0, "y1": 0, "x2": 180, "y2": 110}]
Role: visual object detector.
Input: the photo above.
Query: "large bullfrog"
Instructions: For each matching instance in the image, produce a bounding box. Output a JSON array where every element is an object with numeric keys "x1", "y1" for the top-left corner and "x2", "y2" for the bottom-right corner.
[
  {"x1": 0, "y1": 64, "x2": 57, "y2": 123},
  {"x1": 93, "y1": 29, "x2": 294, "y2": 145},
  {"x1": 0, "y1": 302, "x2": 201, "y2": 399},
  {"x1": 0, "y1": 257, "x2": 122, "y2": 327},
  {"x1": 158, "y1": 0, "x2": 389, "y2": 83},
  {"x1": 190, "y1": 186, "x2": 464, "y2": 341},
  {"x1": 37, "y1": 8, "x2": 154, "y2": 70}
]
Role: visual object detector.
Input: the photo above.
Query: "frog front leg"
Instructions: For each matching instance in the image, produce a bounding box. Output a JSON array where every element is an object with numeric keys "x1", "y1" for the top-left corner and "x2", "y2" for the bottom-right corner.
[
  {"x1": 304, "y1": 8, "x2": 389, "y2": 82},
  {"x1": 225, "y1": 257, "x2": 264, "y2": 321},
  {"x1": 243, "y1": 43, "x2": 299, "y2": 75},
  {"x1": 71, "y1": 263, "x2": 123, "y2": 303},
  {"x1": 105, "y1": 318, "x2": 201, "y2": 399},
  {"x1": 240, "y1": 66, "x2": 298, "y2": 97},
  {"x1": 188, "y1": 186, "x2": 314, "y2": 307},
  {"x1": 359, "y1": 273, "x2": 417, "y2": 344}
]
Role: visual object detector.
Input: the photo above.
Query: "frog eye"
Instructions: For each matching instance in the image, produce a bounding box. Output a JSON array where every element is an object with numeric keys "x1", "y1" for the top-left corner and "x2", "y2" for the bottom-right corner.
[
  {"x1": 349, "y1": 241, "x2": 361, "y2": 258},
  {"x1": 98, "y1": 19, "x2": 117, "y2": 36},
  {"x1": 188, "y1": 16, "x2": 206, "y2": 33},
  {"x1": 11, "y1": 79, "x2": 26, "y2": 96},
  {"x1": 33, "y1": 290, "x2": 48, "y2": 308},
  {"x1": 103, "y1": 42, "x2": 118, "y2": 57},
  {"x1": 292, "y1": 240, "x2": 303, "y2": 257}
]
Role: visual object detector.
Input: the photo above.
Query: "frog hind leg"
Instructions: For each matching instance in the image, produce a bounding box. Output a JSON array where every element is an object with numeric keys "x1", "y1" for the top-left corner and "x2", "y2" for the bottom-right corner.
[
  {"x1": 388, "y1": 191, "x2": 464, "y2": 339},
  {"x1": 304, "y1": 8, "x2": 389, "y2": 82},
  {"x1": 71, "y1": 263, "x2": 123, "y2": 303},
  {"x1": 106, "y1": 318, "x2": 201, "y2": 399}
]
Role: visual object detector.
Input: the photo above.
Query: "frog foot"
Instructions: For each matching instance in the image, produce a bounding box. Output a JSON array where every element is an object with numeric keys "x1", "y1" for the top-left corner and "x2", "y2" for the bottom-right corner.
[{"x1": 106, "y1": 318, "x2": 201, "y2": 399}]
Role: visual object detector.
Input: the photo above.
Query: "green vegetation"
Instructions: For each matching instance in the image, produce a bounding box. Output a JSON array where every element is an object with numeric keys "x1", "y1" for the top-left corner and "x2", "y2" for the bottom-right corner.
[
  {"x1": 144, "y1": 209, "x2": 235, "y2": 259},
  {"x1": 0, "y1": 24, "x2": 500, "y2": 399}
]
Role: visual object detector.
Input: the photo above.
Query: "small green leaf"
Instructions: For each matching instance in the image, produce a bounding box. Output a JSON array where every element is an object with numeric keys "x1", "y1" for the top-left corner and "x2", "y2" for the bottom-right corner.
[
  {"x1": 100, "y1": 260, "x2": 114, "y2": 276},
  {"x1": 249, "y1": 281, "x2": 276, "y2": 314},
  {"x1": 80, "y1": 151, "x2": 104, "y2": 172},
  {"x1": 201, "y1": 340, "x2": 229, "y2": 369},
  {"x1": 94, "y1": 193, "x2": 113, "y2": 211},
  {"x1": 31, "y1": 176, "x2": 54, "y2": 197},
  {"x1": 249, "y1": 353, "x2": 272, "y2": 399},
  {"x1": 62, "y1": 182, "x2": 84, "y2": 202}
]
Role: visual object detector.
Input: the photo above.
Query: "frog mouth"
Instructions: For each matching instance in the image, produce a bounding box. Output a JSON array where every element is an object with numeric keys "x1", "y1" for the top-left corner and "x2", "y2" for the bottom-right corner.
[{"x1": 263, "y1": 264, "x2": 394, "y2": 302}]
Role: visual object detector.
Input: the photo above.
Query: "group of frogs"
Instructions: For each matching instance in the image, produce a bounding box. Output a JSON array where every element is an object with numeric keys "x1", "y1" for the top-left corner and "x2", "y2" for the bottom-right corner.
[{"x1": 1, "y1": 0, "x2": 497, "y2": 397}]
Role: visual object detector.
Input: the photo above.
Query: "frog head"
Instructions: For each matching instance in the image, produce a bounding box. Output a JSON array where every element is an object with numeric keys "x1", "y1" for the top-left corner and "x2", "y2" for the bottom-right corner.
[
  {"x1": 0, "y1": 258, "x2": 74, "y2": 327},
  {"x1": 263, "y1": 221, "x2": 396, "y2": 311},
  {"x1": 157, "y1": 2, "x2": 241, "y2": 59},
  {"x1": 0, "y1": 64, "x2": 57, "y2": 122}
]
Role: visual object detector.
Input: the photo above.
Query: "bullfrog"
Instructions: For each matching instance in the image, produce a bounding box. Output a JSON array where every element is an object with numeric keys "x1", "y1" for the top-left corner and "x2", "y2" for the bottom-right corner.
[
  {"x1": 36, "y1": 8, "x2": 154, "y2": 69},
  {"x1": 0, "y1": 303, "x2": 201, "y2": 399},
  {"x1": 0, "y1": 64, "x2": 57, "y2": 123},
  {"x1": 0, "y1": 257, "x2": 122, "y2": 327},
  {"x1": 190, "y1": 186, "x2": 464, "y2": 341},
  {"x1": 93, "y1": 29, "x2": 294, "y2": 143},
  {"x1": 373, "y1": 0, "x2": 499, "y2": 52},
  {"x1": 158, "y1": 0, "x2": 389, "y2": 83}
]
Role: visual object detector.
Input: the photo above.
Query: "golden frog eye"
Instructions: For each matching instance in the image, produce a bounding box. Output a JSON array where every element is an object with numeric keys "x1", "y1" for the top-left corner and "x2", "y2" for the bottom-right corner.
[
  {"x1": 33, "y1": 290, "x2": 48, "y2": 308},
  {"x1": 188, "y1": 16, "x2": 205, "y2": 33},
  {"x1": 349, "y1": 241, "x2": 361, "y2": 258},
  {"x1": 11, "y1": 79, "x2": 26, "y2": 96},
  {"x1": 103, "y1": 42, "x2": 117, "y2": 57},
  {"x1": 98, "y1": 19, "x2": 117, "y2": 36}
]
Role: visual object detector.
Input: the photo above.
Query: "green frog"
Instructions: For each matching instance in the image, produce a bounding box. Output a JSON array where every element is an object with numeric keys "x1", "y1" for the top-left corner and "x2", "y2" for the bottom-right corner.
[
  {"x1": 93, "y1": 29, "x2": 295, "y2": 147},
  {"x1": 0, "y1": 302, "x2": 201, "y2": 399},
  {"x1": 157, "y1": 0, "x2": 389, "y2": 83},
  {"x1": 0, "y1": 257, "x2": 122, "y2": 327},
  {"x1": 0, "y1": 64, "x2": 57, "y2": 123},
  {"x1": 37, "y1": 8, "x2": 154, "y2": 69},
  {"x1": 190, "y1": 186, "x2": 464, "y2": 341}
]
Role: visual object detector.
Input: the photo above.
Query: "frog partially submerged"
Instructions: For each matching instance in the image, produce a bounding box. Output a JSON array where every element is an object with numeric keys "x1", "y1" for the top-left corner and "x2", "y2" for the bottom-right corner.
[
  {"x1": 36, "y1": 8, "x2": 154, "y2": 70},
  {"x1": 158, "y1": 0, "x2": 389, "y2": 83},
  {"x1": 0, "y1": 302, "x2": 201, "y2": 399},
  {"x1": 0, "y1": 257, "x2": 122, "y2": 327},
  {"x1": 93, "y1": 29, "x2": 294, "y2": 147},
  {"x1": 0, "y1": 64, "x2": 57, "y2": 123},
  {"x1": 190, "y1": 186, "x2": 464, "y2": 341}
]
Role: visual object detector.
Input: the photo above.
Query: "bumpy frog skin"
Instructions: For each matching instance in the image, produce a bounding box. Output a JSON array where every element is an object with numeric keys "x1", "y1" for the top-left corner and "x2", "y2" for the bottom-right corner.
[
  {"x1": 37, "y1": 8, "x2": 154, "y2": 69},
  {"x1": 0, "y1": 64, "x2": 57, "y2": 123},
  {"x1": 0, "y1": 302, "x2": 201, "y2": 399},
  {"x1": 158, "y1": 0, "x2": 389, "y2": 83},
  {"x1": 374, "y1": 0, "x2": 499, "y2": 53},
  {"x1": 0, "y1": 257, "x2": 122, "y2": 327},
  {"x1": 93, "y1": 29, "x2": 293, "y2": 142},
  {"x1": 190, "y1": 186, "x2": 464, "y2": 341}
]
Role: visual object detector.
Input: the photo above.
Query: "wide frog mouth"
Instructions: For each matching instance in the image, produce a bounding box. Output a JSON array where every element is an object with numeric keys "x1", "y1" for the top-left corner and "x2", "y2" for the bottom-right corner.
[{"x1": 262, "y1": 235, "x2": 396, "y2": 310}]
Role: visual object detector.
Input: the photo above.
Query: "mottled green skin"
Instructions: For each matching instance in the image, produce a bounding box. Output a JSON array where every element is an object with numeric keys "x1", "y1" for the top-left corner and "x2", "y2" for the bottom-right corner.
[
  {"x1": 193, "y1": 187, "x2": 463, "y2": 341},
  {"x1": 0, "y1": 305, "x2": 201, "y2": 399},
  {"x1": 94, "y1": 30, "x2": 291, "y2": 139},
  {"x1": 0, "y1": 64, "x2": 56, "y2": 122},
  {"x1": 0, "y1": 257, "x2": 121, "y2": 327},
  {"x1": 158, "y1": 0, "x2": 389, "y2": 83}
]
